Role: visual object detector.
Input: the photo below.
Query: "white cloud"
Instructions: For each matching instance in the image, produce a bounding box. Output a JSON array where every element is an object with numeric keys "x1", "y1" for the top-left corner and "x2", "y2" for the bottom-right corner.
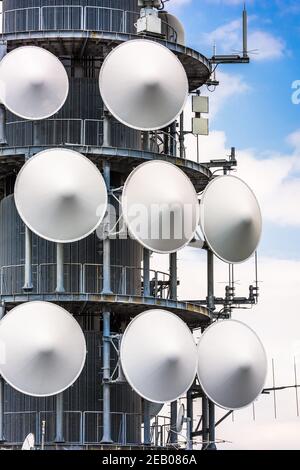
[{"x1": 202, "y1": 19, "x2": 286, "y2": 61}]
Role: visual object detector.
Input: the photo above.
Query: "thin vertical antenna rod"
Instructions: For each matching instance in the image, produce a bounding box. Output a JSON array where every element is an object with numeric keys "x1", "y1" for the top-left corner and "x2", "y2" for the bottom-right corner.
[
  {"x1": 243, "y1": 4, "x2": 248, "y2": 58},
  {"x1": 294, "y1": 356, "x2": 299, "y2": 417},
  {"x1": 272, "y1": 359, "x2": 277, "y2": 419}
]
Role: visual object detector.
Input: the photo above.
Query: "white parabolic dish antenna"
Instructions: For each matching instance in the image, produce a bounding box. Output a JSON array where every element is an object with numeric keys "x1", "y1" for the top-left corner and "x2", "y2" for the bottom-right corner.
[
  {"x1": 0, "y1": 46, "x2": 69, "y2": 120},
  {"x1": 122, "y1": 161, "x2": 200, "y2": 254},
  {"x1": 197, "y1": 320, "x2": 268, "y2": 410},
  {"x1": 14, "y1": 148, "x2": 108, "y2": 244},
  {"x1": 160, "y1": 12, "x2": 186, "y2": 45},
  {"x1": 176, "y1": 404, "x2": 185, "y2": 433},
  {"x1": 120, "y1": 310, "x2": 197, "y2": 404},
  {"x1": 200, "y1": 175, "x2": 262, "y2": 264},
  {"x1": 21, "y1": 433, "x2": 35, "y2": 451},
  {"x1": 0, "y1": 302, "x2": 87, "y2": 397},
  {"x1": 99, "y1": 39, "x2": 189, "y2": 131}
]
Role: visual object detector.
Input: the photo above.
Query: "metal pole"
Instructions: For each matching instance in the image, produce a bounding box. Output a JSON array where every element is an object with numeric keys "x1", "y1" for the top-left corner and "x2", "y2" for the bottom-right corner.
[
  {"x1": 0, "y1": 105, "x2": 7, "y2": 145},
  {"x1": 101, "y1": 310, "x2": 113, "y2": 443},
  {"x1": 201, "y1": 395, "x2": 209, "y2": 450},
  {"x1": 143, "y1": 400, "x2": 151, "y2": 446},
  {"x1": 169, "y1": 252, "x2": 177, "y2": 300},
  {"x1": 55, "y1": 243, "x2": 65, "y2": 293},
  {"x1": 103, "y1": 106, "x2": 111, "y2": 147},
  {"x1": 41, "y1": 420, "x2": 46, "y2": 450},
  {"x1": 143, "y1": 249, "x2": 150, "y2": 297},
  {"x1": 101, "y1": 162, "x2": 113, "y2": 295},
  {"x1": 206, "y1": 249, "x2": 217, "y2": 450},
  {"x1": 186, "y1": 418, "x2": 192, "y2": 450},
  {"x1": 208, "y1": 400, "x2": 217, "y2": 450},
  {"x1": 0, "y1": 377, "x2": 5, "y2": 443},
  {"x1": 169, "y1": 252, "x2": 178, "y2": 444},
  {"x1": 54, "y1": 393, "x2": 65, "y2": 443},
  {"x1": 186, "y1": 389, "x2": 193, "y2": 449},
  {"x1": 179, "y1": 112, "x2": 185, "y2": 159},
  {"x1": 23, "y1": 226, "x2": 33, "y2": 292},
  {"x1": 170, "y1": 402, "x2": 177, "y2": 445}
]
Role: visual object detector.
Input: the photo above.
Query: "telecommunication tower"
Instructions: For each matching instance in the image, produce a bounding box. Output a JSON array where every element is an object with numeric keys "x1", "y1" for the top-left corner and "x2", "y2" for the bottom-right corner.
[{"x1": 0, "y1": 0, "x2": 265, "y2": 450}]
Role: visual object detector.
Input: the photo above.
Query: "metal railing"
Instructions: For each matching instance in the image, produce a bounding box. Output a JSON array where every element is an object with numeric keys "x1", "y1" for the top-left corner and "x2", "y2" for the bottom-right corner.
[
  {"x1": 3, "y1": 410, "x2": 171, "y2": 447},
  {"x1": 2, "y1": 6, "x2": 177, "y2": 42},
  {"x1": 6, "y1": 118, "x2": 182, "y2": 157},
  {"x1": 0, "y1": 263, "x2": 170, "y2": 299},
  {"x1": 6, "y1": 119, "x2": 103, "y2": 147}
]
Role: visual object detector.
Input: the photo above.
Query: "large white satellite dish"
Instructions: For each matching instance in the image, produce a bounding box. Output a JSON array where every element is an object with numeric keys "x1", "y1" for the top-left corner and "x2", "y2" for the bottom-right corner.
[
  {"x1": 0, "y1": 46, "x2": 69, "y2": 120},
  {"x1": 120, "y1": 310, "x2": 197, "y2": 404},
  {"x1": 0, "y1": 302, "x2": 87, "y2": 397},
  {"x1": 197, "y1": 320, "x2": 267, "y2": 410},
  {"x1": 99, "y1": 39, "x2": 188, "y2": 131},
  {"x1": 14, "y1": 149, "x2": 108, "y2": 244},
  {"x1": 200, "y1": 175, "x2": 262, "y2": 264},
  {"x1": 122, "y1": 161, "x2": 200, "y2": 254},
  {"x1": 21, "y1": 433, "x2": 35, "y2": 451}
]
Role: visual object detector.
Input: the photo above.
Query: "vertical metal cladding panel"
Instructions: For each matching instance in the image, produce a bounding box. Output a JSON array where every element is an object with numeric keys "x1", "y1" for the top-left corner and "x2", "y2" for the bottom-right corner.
[
  {"x1": 6, "y1": 78, "x2": 141, "y2": 149},
  {"x1": 2, "y1": 1, "x2": 139, "y2": 34}
]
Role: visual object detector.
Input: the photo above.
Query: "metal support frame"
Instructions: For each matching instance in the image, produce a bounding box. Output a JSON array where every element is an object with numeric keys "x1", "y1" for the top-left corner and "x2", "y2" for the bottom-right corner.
[
  {"x1": 101, "y1": 162, "x2": 113, "y2": 295},
  {"x1": 206, "y1": 249, "x2": 217, "y2": 450},
  {"x1": 54, "y1": 392, "x2": 65, "y2": 443},
  {"x1": 23, "y1": 226, "x2": 33, "y2": 292},
  {"x1": 143, "y1": 249, "x2": 150, "y2": 297},
  {"x1": 101, "y1": 310, "x2": 113, "y2": 443},
  {"x1": 55, "y1": 243, "x2": 65, "y2": 294}
]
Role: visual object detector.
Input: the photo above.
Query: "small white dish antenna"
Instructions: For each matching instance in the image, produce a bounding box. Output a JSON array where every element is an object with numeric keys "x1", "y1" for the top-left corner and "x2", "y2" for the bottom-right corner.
[
  {"x1": 0, "y1": 46, "x2": 69, "y2": 120},
  {"x1": 120, "y1": 309, "x2": 197, "y2": 404},
  {"x1": 197, "y1": 320, "x2": 268, "y2": 410},
  {"x1": 0, "y1": 301, "x2": 87, "y2": 397},
  {"x1": 122, "y1": 161, "x2": 200, "y2": 254},
  {"x1": 99, "y1": 39, "x2": 188, "y2": 131},
  {"x1": 14, "y1": 148, "x2": 108, "y2": 244},
  {"x1": 159, "y1": 12, "x2": 186, "y2": 45},
  {"x1": 21, "y1": 433, "x2": 35, "y2": 450},
  {"x1": 200, "y1": 175, "x2": 262, "y2": 264},
  {"x1": 176, "y1": 404, "x2": 185, "y2": 433}
]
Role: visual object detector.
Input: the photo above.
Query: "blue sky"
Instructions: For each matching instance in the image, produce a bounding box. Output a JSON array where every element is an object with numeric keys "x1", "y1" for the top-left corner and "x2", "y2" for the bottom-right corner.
[{"x1": 167, "y1": 0, "x2": 300, "y2": 261}]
